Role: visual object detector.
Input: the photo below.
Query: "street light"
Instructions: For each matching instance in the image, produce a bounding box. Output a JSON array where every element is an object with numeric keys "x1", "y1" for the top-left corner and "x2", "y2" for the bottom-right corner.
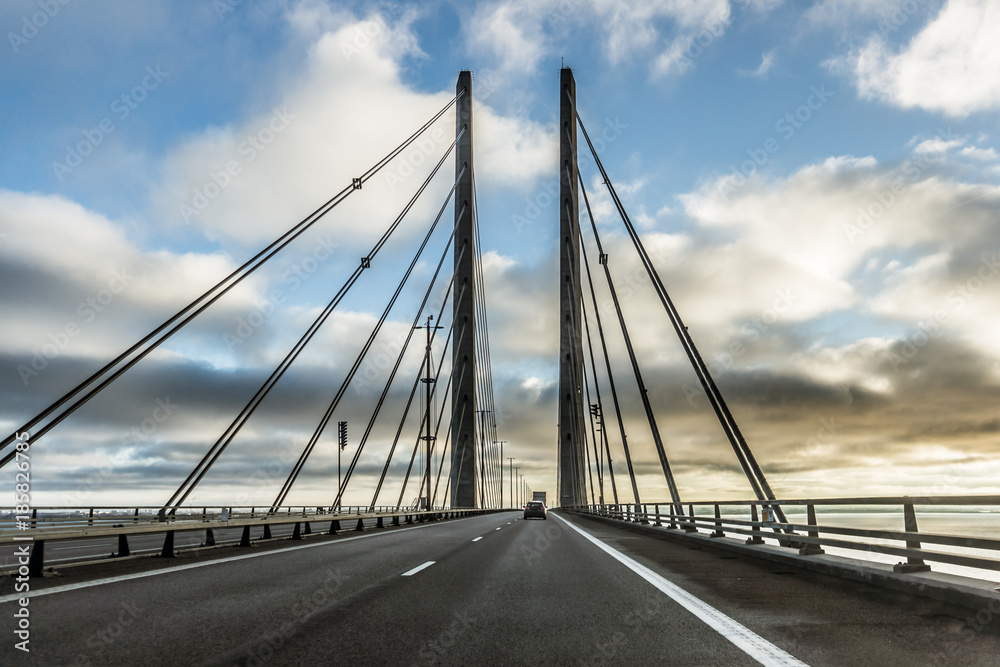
[
  {"x1": 498, "y1": 441, "x2": 506, "y2": 510},
  {"x1": 507, "y1": 457, "x2": 515, "y2": 510},
  {"x1": 337, "y1": 421, "x2": 347, "y2": 511}
]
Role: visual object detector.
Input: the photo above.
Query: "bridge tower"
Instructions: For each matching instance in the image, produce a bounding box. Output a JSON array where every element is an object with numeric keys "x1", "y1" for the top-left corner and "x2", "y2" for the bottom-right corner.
[
  {"x1": 451, "y1": 70, "x2": 477, "y2": 508},
  {"x1": 557, "y1": 68, "x2": 588, "y2": 507}
]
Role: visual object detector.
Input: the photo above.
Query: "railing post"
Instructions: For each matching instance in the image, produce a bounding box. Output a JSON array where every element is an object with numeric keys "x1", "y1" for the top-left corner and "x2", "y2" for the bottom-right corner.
[
  {"x1": 329, "y1": 520, "x2": 340, "y2": 535},
  {"x1": 28, "y1": 541, "x2": 45, "y2": 577},
  {"x1": 653, "y1": 503, "x2": 661, "y2": 527},
  {"x1": 161, "y1": 531, "x2": 175, "y2": 558},
  {"x1": 114, "y1": 532, "x2": 130, "y2": 556},
  {"x1": 684, "y1": 503, "x2": 697, "y2": 532},
  {"x1": 88, "y1": 507, "x2": 94, "y2": 527},
  {"x1": 746, "y1": 504, "x2": 764, "y2": 544},
  {"x1": 291, "y1": 522, "x2": 302, "y2": 540},
  {"x1": 893, "y1": 502, "x2": 931, "y2": 573},
  {"x1": 710, "y1": 504, "x2": 725, "y2": 538},
  {"x1": 263, "y1": 524, "x2": 272, "y2": 540},
  {"x1": 798, "y1": 504, "x2": 825, "y2": 555},
  {"x1": 239, "y1": 525, "x2": 251, "y2": 547},
  {"x1": 204, "y1": 528, "x2": 215, "y2": 547}
]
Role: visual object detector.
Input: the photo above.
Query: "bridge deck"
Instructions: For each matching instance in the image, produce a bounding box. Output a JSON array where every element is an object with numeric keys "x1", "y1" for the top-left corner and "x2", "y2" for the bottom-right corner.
[{"x1": 2, "y1": 511, "x2": 997, "y2": 665}]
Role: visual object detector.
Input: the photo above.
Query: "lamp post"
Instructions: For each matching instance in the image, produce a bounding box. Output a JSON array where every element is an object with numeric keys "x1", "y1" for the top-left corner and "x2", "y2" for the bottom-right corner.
[
  {"x1": 507, "y1": 457, "x2": 515, "y2": 509},
  {"x1": 337, "y1": 421, "x2": 347, "y2": 511},
  {"x1": 417, "y1": 315, "x2": 442, "y2": 513},
  {"x1": 497, "y1": 441, "x2": 507, "y2": 510}
]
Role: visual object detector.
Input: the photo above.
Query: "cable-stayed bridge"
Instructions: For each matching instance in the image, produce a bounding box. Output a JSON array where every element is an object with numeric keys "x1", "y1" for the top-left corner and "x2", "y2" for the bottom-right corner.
[{"x1": 2, "y1": 70, "x2": 999, "y2": 665}]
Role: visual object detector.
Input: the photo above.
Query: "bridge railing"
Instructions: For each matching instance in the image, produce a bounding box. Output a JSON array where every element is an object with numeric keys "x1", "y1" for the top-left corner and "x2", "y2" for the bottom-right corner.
[
  {"x1": 0, "y1": 505, "x2": 449, "y2": 533},
  {"x1": 0, "y1": 504, "x2": 499, "y2": 576},
  {"x1": 565, "y1": 496, "x2": 1000, "y2": 579}
]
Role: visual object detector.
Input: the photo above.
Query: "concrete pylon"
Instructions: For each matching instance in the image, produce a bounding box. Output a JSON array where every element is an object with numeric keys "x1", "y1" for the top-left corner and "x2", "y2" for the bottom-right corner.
[
  {"x1": 557, "y1": 68, "x2": 588, "y2": 508},
  {"x1": 451, "y1": 70, "x2": 477, "y2": 509}
]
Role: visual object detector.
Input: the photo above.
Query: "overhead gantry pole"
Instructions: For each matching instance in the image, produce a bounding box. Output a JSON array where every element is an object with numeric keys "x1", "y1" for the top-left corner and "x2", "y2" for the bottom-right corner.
[
  {"x1": 451, "y1": 70, "x2": 477, "y2": 508},
  {"x1": 557, "y1": 67, "x2": 588, "y2": 508}
]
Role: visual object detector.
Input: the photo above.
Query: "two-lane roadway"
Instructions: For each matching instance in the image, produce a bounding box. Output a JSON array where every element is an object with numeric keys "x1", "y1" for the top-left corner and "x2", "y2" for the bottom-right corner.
[{"x1": 2, "y1": 511, "x2": 998, "y2": 665}]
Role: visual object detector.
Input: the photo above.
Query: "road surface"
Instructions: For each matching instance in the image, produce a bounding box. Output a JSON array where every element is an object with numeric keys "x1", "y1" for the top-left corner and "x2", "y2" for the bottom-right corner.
[{"x1": 1, "y1": 511, "x2": 997, "y2": 665}]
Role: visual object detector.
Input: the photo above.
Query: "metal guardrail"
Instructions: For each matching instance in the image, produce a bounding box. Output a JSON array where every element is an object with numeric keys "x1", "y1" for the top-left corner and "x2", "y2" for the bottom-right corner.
[
  {"x1": 565, "y1": 496, "x2": 1000, "y2": 579},
  {"x1": 1, "y1": 505, "x2": 496, "y2": 577}
]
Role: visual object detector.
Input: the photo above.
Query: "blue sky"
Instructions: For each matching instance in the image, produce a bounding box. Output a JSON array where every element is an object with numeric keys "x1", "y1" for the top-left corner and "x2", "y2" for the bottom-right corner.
[{"x1": 2, "y1": 0, "x2": 1000, "y2": 507}]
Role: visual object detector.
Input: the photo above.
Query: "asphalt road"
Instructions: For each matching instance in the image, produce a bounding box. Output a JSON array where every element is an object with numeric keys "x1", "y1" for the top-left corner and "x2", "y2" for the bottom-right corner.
[{"x1": 1, "y1": 511, "x2": 997, "y2": 665}]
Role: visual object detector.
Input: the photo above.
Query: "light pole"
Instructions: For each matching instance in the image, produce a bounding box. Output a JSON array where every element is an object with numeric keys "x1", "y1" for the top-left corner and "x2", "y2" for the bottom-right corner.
[
  {"x1": 337, "y1": 421, "x2": 347, "y2": 511},
  {"x1": 476, "y1": 409, "x2": 491, "y2": 508},
  {"x1": 514, "y1": 467, "x2": 520, "y2": 507},
  {"x1": 417, "y1": 315, "x2": 442, "y2": 513},
  {"x1": 507, "y1": 457, "x2": 514, "y2": 509}
]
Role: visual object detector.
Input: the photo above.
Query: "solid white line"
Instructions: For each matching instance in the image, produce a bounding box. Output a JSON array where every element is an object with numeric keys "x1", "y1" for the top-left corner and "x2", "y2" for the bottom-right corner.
[
  {"x1": 472, "y1": 537, "x2": 483, "y2": 542},
  {"x1": 0, "y1": 517, "x2": 471, "y2": 604},
  {"x1": 401, "y1": 561, "x2": 435, "y2": 576},
  {"x1": 554, "y1": 515, "x2": 808, "y2": 667}
]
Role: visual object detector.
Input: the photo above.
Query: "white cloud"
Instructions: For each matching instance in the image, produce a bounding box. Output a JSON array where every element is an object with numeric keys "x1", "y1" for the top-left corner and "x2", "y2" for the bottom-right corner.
[
  {"x1": 912, "y1": 136, "x2": 965, "y2": 154},
  {"x1": 960, "y1": 146, "x2": 999, "y2": 161},
  {"x1": 0, "y1": 190, "x2": 243, "y2": 363},
  {"x1": 738, "y1": 49, "x2": 776, "y2": 78},
  {"x1": 674, "y1": 149, "x2": 1000, "y2": 344},
  {"x1": 803, "y1": 0, "x2": 904, "y2": 28},
  {"x1": 468, "y1": 1, "x2": 548, "y2": 76},
  {"x1": 151, "y1": 11, "x2": 553, "y2": 247},
  {"x1": 838, "y1": 0, "x2": 1000, "y2": 116},
  {"x1": 465, "y1": 0, "x2": 735, "y2": 79}
]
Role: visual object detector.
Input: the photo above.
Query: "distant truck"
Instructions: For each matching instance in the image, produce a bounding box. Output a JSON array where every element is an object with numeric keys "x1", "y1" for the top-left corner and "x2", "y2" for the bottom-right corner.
[{"x1": 532, "y1": 491, "x2": 547, "y2": 506}]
